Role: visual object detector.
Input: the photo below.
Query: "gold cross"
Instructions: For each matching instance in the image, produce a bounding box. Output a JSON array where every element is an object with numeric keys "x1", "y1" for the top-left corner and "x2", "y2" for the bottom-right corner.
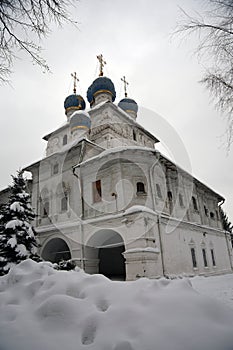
[
  {"x1": 121, "y1": 76, "x2": 129, "y2": 97},
  {"x1": 71, "y1": 72, "x2": 79, "y2": 94},
  {"x1": 97, "y1": 54, "x2": 106, "y2": 76}
]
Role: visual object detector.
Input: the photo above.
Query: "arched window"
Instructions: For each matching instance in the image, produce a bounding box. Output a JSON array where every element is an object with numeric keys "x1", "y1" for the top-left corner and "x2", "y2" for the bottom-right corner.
[
  {"x1": 137, "y1": 182, "x2": 145, "y2": 194},
  {"x1": 63, "y1": 135, "x2": 67, "y2": 145},
  {"x1": 61, "y1": 195, "x2": 68, "y2": 212},
  {"x1": 192, "y1": 196, "x2": 198, "y2": 211},
  {"x1": 179, "y1": 193, "x2": 184, "y2": 207},
  {"x1": 156, "y1": 184, "x2": 162, "y2": 198}
]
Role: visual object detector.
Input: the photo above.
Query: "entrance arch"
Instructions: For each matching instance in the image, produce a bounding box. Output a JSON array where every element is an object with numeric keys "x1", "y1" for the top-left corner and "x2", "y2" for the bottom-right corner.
[
  {"x1": 41, "y1": 237, "x2": 71, "y2": 263},
  {"x1": 85, "y1": 230, "x2": 126, "y2": 280}
]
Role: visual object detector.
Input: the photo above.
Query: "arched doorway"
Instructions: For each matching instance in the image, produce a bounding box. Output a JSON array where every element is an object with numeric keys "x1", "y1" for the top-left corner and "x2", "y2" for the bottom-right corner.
[
  {"x1": 85, "y1": 230, "x2": 126, "y2": 280},
  {"x1": 41, "y1": 238, "x2": 71, "y2": 263}
]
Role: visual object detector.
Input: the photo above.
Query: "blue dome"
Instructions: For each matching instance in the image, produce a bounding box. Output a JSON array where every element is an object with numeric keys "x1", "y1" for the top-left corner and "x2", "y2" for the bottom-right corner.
[
  {"x1": 87, "y1": 77, "x2": 116, "y2": 104},
  {"x1": 64, "y1": 94, "x2": 86, "y2": 113},
  {"x1": 70, "y1": 111, "x2": 91, "y2": 132},
  {"x1": 118, "y1": 98, "x2": 138, "y2": 114}
]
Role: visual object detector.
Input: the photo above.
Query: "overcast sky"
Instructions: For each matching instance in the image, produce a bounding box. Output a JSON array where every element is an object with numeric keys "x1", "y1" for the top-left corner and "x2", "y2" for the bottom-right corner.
[{"x1": 0, "y1": 0, "x2": 232, "y2": 221}]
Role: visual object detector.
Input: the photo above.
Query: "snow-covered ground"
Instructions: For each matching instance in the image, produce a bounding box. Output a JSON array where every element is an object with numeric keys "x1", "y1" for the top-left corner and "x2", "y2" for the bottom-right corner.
[{"x1": 1, "y1": 260, "x2": 233, "y2": 350}]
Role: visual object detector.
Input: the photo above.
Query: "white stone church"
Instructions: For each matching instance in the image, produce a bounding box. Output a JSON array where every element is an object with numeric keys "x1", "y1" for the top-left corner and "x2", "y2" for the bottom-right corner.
[{"x1": 3, "y1": 57, "x2": 233, "y2": 280}]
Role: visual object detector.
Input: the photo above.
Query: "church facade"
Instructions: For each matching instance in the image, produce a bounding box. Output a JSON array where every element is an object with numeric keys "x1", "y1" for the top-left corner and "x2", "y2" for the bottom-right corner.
[{"x1": 3, "y1": 59, "x2": 233, "y2": 280}]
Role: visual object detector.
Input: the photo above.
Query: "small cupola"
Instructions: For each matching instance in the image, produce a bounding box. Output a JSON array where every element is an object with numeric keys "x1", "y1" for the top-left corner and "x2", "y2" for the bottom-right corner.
[
  {"x1": 64, "y1": 72, "x2": 86, "y2": 119},
  {"x1": 69, "y1": 110, "x2": 91, "y2": 139},
  {"x1": 118, "y1": 76, "x2": 138, "y2": 120}
]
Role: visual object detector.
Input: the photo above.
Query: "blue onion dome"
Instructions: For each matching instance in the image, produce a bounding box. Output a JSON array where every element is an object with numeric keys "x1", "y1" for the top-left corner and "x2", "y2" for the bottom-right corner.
[
  {"x1": 118, "y1": 98, "x2": 138, "y2": 114},
  {"x1": 64, "y1": 94, "x2": 86, "y2": 115},
  {"x1": 70, "y1": 110, "x2": 91, "y2": 133},
  {"x1": 87, "y1": 76, "x2": 116, "y2": 105}
]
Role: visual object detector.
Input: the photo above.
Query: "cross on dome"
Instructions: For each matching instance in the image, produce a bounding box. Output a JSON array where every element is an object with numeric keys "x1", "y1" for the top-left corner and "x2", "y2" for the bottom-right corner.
[
  {"x1": 71, "y1": 72, "x2": 79, "y2": 94},
  {"x1": 97, "y1": 54, "x2": 106, "y2": 77},
  {"x1": 121, "y1": 76, "x2": 129, "y2": 97}
]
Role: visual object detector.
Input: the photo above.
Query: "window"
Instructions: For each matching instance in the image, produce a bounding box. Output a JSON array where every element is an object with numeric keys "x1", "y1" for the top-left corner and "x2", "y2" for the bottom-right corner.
[
  {"x1": 215, "y1": 210, "x2": 219, "y2": 221},
  {"x1": 179, "y1": 193, "x2": 184, "y2": 207},
  {"x1": 63, "y1": 135, "x2": 67, "y2": 145},
  {"x1": 192, "y1": 196, "x2": 198, "y2": 211},
  {"x1": 202, "y1": 248, "x2": 208, "y2": 267},
  {"x1": 190, "y1": 247, "x2": 197, "y2": 268},
  {"x1": 61, "y1": 196, "x2": 68, "y2": 211},
  {"x1": 43, "y1": 201, "x2": 49, "y2": 217},
  {"x1": 53, "y1": 163, "x2": 59, "y2": 175},
  {"x1": 210, "y1": 212, "x2": 215, "y2": 220},
  {"x1": 137, "y1": 182, "x2": 145, "y2": 194},
  {"x1": 133, "y1": 130, "x2": 137, "y2": 141},
  {"x1": 204, "y1": 206, "x2": 208, "y2": 217},
  {"x1": 93, "y1": 180, "x2": 102, "y2": 203},
  {"x1": 167, "y1": 191, "x2": 173, "y2": 201},
  {"x1": 210, "y1": 249, "x2": 216, "y2": 266},
  {"x1": 156, "y1": 184, "x2": 162, "y2": 198}
]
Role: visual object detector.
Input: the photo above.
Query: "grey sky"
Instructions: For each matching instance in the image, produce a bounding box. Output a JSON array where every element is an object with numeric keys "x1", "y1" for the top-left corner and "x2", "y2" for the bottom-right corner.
[{"x1": 0, "y1": 0, "x2": 232, "y2": 221}]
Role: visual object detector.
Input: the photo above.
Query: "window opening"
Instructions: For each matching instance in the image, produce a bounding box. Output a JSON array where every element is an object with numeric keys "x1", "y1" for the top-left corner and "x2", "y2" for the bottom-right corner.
[
  {"x1": 61, "y1": 195, "x2": 68, "y2": 211},
  {"x1": 137, "y1": 182, "x2": 145, "y2": 194},
  {"x1": 63, "y1": 135, "x2": 68, "y2": 145},
  {"x1": 179, "y1": 193, "x2": 184, "y2": 207},
  {"x1": 133, "y1": 130, "x2": 136, "y2": 141},
  {"x1": 156, "y1": 184, "x2": 162, "y2": 198},
  {"x1": 191, "y1": 247, "x2": 197, "y2": 268},
  {"x1": 93, "y1": 180, "x2": 102, "y2": 203},
  {"x1": 167, "y1": 191, "x2": 173, "y2": 201},
  {"x1": 192, "y1": 196, "x2": 198, "y2": 211},
  {"x1": 210, "y1": 212, "x2": 215, "y2": 219},
  {"x1": 210, "y1": 249, "x2": 216, "y2": 266},
  {"x1": 53, "y1": 163, "x2": 59, "y2": 175},
  {"x1": 202, "y1": 248, "x2": 208, "y2": 267},
  {"x1": 43, "y1": 201, "x2": 49, "y2": 217},
  {"x1": 204, "y1": 206, "x2": 208, "y2": 217}
]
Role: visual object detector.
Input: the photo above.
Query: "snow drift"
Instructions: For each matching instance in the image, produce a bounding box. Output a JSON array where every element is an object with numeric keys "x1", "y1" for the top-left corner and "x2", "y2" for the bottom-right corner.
[{"x1": 0, "y1": 260, "x2": 233, "y2": 350}]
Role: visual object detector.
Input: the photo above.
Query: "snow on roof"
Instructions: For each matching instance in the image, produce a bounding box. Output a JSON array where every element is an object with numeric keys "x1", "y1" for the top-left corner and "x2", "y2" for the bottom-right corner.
[
  {"x1": 74, "y1": 145, "x2": 157, "y2": 168},
  {"x1": 43, "y1": 121, "x2": 69, "y2": 141},
  {"x1": 1, "y1": 259, "x2": 233, "y2": 350},
  {"x1": 24, "y1": 138, "x2": 104, "y2": 172}
]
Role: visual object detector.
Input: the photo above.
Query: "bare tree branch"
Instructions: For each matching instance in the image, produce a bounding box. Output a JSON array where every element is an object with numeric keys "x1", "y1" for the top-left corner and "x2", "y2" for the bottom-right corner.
[
  {"x1": 0, "y1": 0, "x2": 77, "y2": 83},
  {"x1": 175, "y1": 1, "x2": 233, "y2": 150}
]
